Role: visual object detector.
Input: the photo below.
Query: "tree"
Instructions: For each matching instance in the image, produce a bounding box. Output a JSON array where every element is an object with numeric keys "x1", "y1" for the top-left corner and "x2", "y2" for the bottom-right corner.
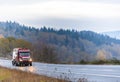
[{"x1": 96, "y1": 49, "x2": 106, "y2": 61}]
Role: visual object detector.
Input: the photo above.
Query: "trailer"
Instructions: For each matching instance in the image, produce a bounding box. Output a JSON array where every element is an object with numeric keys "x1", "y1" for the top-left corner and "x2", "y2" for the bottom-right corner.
[{"x1": 12, "y1": 48, "x2": 32, "y2": 66}]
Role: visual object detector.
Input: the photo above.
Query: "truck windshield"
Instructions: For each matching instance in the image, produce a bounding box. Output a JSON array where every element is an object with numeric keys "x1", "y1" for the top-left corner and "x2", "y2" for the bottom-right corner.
[{"x1": 19, "y1": 52, "x2": 30, "y2": 57}]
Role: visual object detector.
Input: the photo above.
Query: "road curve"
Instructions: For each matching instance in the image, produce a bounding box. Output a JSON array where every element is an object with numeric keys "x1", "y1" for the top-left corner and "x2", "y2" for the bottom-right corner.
[{"x1": 0, "y1": 59, "x2": 120, "y2": 82}]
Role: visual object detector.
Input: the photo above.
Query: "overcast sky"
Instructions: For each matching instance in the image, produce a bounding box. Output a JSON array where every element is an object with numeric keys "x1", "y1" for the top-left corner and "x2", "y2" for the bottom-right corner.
[{"x1": 0, "y1": 0, "x2": 120, "y2": 32}]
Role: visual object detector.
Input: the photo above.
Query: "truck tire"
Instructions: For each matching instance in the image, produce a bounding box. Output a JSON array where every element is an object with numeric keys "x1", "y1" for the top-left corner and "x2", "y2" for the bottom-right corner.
[
  {"x1": 15, "y1": 62, "x2": 19, "y2": 66},
  {"x1": 12, "y1": 61, "x2": 14, "y2": 66},
  {"x1": 30, "y1": 63, "x2": 32, "y2": 66}
]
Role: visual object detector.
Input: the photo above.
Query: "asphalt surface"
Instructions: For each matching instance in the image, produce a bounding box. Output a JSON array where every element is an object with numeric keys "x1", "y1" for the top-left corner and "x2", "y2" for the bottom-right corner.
[{"x1": 0, "y1": 59, "x2": 120, "y2": 82}]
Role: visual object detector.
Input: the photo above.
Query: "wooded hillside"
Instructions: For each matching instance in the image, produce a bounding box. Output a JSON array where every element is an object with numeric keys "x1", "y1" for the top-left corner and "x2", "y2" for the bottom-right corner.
[{"x1": 0, "y1": 21, "x2": 120, "y2": 63}]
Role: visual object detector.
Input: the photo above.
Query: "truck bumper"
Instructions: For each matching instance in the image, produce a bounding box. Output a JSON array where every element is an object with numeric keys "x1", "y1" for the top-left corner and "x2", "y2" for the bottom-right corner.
[{"x1": 19, "y1": 61, "x2": 32, "y2": 65}]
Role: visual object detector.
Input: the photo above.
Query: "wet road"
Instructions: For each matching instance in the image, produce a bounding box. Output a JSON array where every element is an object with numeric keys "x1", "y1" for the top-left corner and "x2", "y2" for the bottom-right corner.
[{"x1": 0, "y1": 59, "x2": 120, "y2": 82}]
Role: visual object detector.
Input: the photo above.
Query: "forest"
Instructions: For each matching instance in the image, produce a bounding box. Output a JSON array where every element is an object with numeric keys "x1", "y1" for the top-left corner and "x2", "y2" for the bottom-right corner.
[{"x1": 0, "y1": 21, "x2": 120, "y2": 64}]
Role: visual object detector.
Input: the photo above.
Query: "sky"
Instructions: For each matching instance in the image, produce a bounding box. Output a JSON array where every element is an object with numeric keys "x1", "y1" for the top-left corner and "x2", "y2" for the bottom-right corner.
[{"x1": 0, "y1": 0, "x2": 120, "y2": 32}]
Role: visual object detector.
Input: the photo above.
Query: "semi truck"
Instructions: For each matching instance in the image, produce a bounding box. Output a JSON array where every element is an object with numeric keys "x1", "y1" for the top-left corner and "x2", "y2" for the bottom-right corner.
[{"x1": 12, "y1": 48, "x2": 32, "y2": 66}]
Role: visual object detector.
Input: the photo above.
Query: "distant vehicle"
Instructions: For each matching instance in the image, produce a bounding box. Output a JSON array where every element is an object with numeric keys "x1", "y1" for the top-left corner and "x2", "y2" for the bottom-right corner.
[{"x1": 12, "y1": 48, "x2": 32, "y2": 66}]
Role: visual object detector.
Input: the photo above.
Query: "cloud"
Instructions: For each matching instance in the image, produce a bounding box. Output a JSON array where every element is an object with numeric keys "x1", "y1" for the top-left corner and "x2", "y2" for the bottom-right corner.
[
  {"x1": 1, "y1": 0, "x2": 120, "y2": 19},
  {"x1": 0, "y1": 0, "x2": 48, "y2": 5},
  {"x1": 21, "y1": 17, "x2": 120, "y2": 32},
  {"x1": 0, "y1": 0, "x2": 120, "y2": 32}
]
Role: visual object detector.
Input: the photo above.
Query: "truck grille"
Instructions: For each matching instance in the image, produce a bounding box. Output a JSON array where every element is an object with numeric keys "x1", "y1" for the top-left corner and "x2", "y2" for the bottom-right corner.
[{"x1": 23, "y1": 58, "x2": 29, "y2": 61}]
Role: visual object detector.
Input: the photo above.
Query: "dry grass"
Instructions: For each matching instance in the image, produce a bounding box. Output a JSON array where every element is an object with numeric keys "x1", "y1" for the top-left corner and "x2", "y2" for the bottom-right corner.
[{"x1": 0, "y1": 66, "x2": 68, "y2": 82}]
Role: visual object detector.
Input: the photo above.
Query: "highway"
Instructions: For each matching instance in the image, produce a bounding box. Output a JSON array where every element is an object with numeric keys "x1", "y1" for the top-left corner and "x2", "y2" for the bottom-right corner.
[{"x1": 0, "y1": 59, "x2": 120, "y2": 82}]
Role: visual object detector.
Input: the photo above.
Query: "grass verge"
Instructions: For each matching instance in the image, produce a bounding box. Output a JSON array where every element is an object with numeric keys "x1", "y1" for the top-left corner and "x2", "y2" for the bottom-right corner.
[{"x1": 0, "y1": 66, "x2": 67, "y2": 82}]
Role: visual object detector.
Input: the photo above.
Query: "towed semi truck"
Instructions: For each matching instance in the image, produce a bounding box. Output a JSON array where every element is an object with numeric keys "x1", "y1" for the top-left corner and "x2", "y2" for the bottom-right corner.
[{"x1": 12, "y1": 48, "x2": 32, "y2": 66}]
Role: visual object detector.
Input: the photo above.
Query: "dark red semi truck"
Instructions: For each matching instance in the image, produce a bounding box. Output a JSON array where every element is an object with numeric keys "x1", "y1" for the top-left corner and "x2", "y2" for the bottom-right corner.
[{"x1": 12, "y1": 48, "x2": 32, "y2": 66}]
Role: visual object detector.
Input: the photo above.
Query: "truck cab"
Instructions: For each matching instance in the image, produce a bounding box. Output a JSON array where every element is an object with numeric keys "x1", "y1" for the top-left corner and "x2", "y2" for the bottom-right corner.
[{"x1": 12, "y1": 48, "x2": 32, "y2": 66}]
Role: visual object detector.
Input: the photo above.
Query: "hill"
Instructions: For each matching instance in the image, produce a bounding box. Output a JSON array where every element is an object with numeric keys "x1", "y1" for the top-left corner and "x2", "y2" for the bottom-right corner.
[
  {"x1": 0, "y1": 21, "x2": 120, "y2": 63},
  {"x1": 103, "y1": 31, "x2": 120, "y2": 40}
]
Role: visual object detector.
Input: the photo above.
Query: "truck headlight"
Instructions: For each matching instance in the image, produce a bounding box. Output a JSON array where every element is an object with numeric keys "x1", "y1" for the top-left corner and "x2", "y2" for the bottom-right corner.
[
  {"x1": 19, "y1": 58, "x2": 23, "y2": 61},
  {"x1": 29, "y1": 58, "x2": 32, "y2": 61}
]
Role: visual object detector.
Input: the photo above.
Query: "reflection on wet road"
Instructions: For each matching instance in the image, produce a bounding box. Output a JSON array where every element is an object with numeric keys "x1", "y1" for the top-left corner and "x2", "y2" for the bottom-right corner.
[
  {"x1": 18, "y1": 66, "x2": 36, "y2": 72},
  {"x1": 0, "y1": 59, "x2": 120, "y2": 82}
]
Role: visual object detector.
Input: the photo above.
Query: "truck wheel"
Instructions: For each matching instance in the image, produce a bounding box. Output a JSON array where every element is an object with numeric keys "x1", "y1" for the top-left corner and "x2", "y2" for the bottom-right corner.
[
  {"x1": 30, "y1": 63, "x2": 32, "y2": 66},
  {"x1": 12, "y1": 61, "x2": 14, "y2": 66},
  {"x1": 15, "y1": 62, "x2": 19, "y2": 66}
]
